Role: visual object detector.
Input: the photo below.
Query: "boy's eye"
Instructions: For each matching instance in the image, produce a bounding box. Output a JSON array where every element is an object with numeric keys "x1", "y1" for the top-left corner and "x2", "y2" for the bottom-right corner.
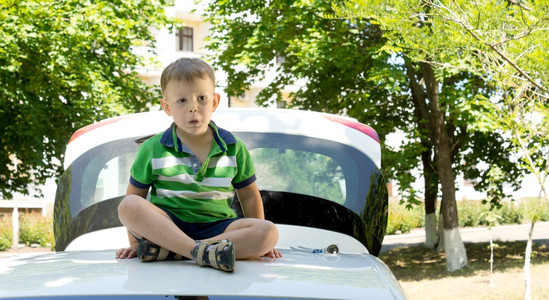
[
  {"x1": 177, "y1": 98, "x2": 186, "y2": 103},
  {"x1": 197, "y1": 95, "x2": 207, "y2": 101}
]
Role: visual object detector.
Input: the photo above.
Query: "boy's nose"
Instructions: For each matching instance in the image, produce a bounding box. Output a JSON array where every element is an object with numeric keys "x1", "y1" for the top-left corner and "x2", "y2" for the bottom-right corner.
[{"x1": 189, "y1": 101, "x2": 199, "y2": 112}]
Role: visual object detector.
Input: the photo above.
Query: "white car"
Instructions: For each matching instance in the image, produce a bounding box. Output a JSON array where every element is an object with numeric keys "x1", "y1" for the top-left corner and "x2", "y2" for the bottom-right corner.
[{"x1": 0, "y1": 108, "x2": 407, "y2": 300}]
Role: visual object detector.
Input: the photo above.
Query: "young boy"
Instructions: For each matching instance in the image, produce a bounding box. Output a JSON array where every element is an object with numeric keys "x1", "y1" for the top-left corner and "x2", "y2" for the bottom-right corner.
[{"x1": 115, "y1": 57, "x2": 281, "y2": 272}]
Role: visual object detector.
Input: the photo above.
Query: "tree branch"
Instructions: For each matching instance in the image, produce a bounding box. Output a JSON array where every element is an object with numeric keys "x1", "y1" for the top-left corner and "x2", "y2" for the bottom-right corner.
[
  {"x1": 507, "y1": 0, "x2": 531, "y2": 11},
  {"x1": 427, "y1": 1, "x2": 546, "y2": 91},
  {"x1": 451, "y1": 125, "x2": 467, "y2": 161}
]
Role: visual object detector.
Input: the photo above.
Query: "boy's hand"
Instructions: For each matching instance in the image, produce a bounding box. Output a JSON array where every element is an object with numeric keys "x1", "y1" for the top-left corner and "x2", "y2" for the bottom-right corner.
[
  {"x1": 263, "y1": 248, "x2": 282, "y2": 258},
  {"x1": 116, "y1": 245, "x2": 138, "y2": 259}
]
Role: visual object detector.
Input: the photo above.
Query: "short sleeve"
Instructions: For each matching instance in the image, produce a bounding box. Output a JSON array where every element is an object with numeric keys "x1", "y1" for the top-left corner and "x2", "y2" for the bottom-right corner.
[
  {"x1": 129, "y1": 141, "x2": 156, "y2": 189},
  {"x1": 232, "y1": 138, "x2": 256, "y2": 189}
]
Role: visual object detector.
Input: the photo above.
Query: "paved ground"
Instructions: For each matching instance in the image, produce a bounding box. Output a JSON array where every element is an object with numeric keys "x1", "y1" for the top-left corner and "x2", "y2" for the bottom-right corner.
[{"x1": 381, "y1": 221, "x2": 549, "y2": 253}]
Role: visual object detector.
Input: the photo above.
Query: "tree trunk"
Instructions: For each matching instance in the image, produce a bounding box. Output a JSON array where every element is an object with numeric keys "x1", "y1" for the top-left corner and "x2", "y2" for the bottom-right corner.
[
  {"x1": 423, "y1": 163, "x2": 438, "y2": 248},
  {"x1": 436, "y1": 212, "x2": 445, "y2": 252},
  {"x1": 405, "y1": 60, "x2": 467, "y2": 270},
  {"x1": 424, "y1": 211, "x2": 438, "y2": 248},
  {"x1": 420, "y1": 62, "x2": 467, "y2": 271},
  {"x1": 524, "y1": 221, "x2": 535, "y2": 300},
  {"x1": 405, "y1": 59, "x2": 439, "y2": 249},
  {"x1": 489, "y1": 226, "x2": 494, "y2": 286}
]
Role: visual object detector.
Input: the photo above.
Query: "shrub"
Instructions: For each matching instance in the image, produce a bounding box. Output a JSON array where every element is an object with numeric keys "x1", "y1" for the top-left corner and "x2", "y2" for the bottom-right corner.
[
  {"x1": 537, "y1": 200, "x2": 549, "y2": 221},
  {"x1": 521, "y1": 198, "x2": 549, "y2": 222},
  {"x1": 387, "y1": 211, "x2": 405, "y2": 235},
  {"x1": 498, "y1": 202, "x2": 523, "y2": 224},
  {"x1": 387, "y1": 202, "x2": 423, "y2": 234},
  {"x1": 458, "y1": 201, "x2": 523, "y2": 227},
  {"x1": 458, "y1": 201, "x2": 487, "y2": 227},
  {"x1": 387, "y1": 198, "x2": 547, "y2": 235},
  {"x1": 19, "y1": 211, "x2": 54, "y2": 248},
  {"x1": 0, "y1": 215, "x2": 12, "y2": 251}
]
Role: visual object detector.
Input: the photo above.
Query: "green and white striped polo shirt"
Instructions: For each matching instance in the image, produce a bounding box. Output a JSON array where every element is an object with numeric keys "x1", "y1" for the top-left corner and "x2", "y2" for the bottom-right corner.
[{"x1": 129, "y1": 122, "x2": 256, "y2": 223}]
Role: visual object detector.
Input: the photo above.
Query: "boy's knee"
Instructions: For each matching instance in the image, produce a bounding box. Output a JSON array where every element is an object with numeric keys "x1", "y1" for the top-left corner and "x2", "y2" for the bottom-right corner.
[
  {"x1": 259, "y1": 220, "x2": 279, "y2": 244},
  {"x1": 118, "y1": 195, "x2": 143, "y2": 221},
  {"x1": 266, "y1": 220, "x2": 278, "y2": 235}
]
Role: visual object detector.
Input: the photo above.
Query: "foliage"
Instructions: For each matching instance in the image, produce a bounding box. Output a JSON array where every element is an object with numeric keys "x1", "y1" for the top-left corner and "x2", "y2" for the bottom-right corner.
[
  {"x1": 202, "y1": 0, "x2": 529, "y2": 216},
  {"x1": 337, "y1": 0, "x2": 549, "y2": 83},
  {"x1": 0, "y1": 0, "x2": 176, "y2": 198},
  {"x1": 387, "y1": 202, "x2": 423, "y2": 234},
  {"x1": 0, "y1": 212, "x2": 56, "y2": 251},
  {"x1": 0, "y1": 215, "x2": 12, "y2": 251},
  {"x1": 203, "y1": 0, "x2": 407, "y2": 136},
  {"x1": 19, "y1": 211, "x2": 54, "y2": 248},
  {"x1": 523, "y1": 197, "x2": 549, "y2": 223},
  {"x1": 493, "y1": 95, "x2": 549, "y2": 206},
  {"x1": 387, "y1": 199, "x2": 549, "y2": 234},
  {"x1": 460, "y1": 201, "x2": 523, "y2": 227},
  {"x1": 336, "y1": 0, "x2": 548, "y2": 273},
  {"x1": 252, "y1": 148, "x2": 345, "y2": 204},
  {"x1": 457, "y1": 202, "x2": 486, "y2": 228},
  {"x1": 337, "y1": 0, "x2": 549, "y2": 204}
]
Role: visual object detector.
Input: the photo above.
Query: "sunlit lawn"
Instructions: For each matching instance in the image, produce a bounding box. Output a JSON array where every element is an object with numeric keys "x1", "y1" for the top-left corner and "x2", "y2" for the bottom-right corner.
[{"x1": 380, "y1": 241, "x2": 549, "y2": 300}]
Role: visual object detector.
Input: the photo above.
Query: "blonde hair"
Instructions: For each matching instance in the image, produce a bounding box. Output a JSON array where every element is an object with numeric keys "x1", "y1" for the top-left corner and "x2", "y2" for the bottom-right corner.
[{"x1": 160, "y1": 58, "x2": 216, "y2": 94}]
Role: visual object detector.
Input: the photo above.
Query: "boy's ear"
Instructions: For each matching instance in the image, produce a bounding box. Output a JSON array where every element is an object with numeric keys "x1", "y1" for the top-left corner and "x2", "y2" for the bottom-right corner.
[
  {"x1": 212, "y1": 93, "x2": 221, "y2": 112},
  {"x1": 161, "y1": 98, "x2": 172, "y2": 116}
]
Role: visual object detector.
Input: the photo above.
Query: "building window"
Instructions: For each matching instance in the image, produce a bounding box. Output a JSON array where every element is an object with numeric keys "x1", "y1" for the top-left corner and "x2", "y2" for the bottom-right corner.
[
  {"x1": 176, "y1": 27, "x2": 193, "y2": 52},
  {"x1": 276, "y1": 53, "x2": 286, "y2": 65}
]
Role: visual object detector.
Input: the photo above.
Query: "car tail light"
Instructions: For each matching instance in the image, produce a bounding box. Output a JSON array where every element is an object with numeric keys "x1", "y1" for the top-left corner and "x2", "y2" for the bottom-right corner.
[
  {"x1": 68, "y1": 116, "x2": 126, "y2": 144},
  {"x1": 323, "y1": 115, "x2": 380, "y2": 143}
]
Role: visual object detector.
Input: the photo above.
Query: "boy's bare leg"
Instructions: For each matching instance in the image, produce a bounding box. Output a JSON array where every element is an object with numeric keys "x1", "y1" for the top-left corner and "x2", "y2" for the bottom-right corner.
[
  {"x1": 118, "y1": 195, "x2": 196, "y2": 259},
  {"x1": 209, "y1": 218, "x2": 279, "y2": 260}
]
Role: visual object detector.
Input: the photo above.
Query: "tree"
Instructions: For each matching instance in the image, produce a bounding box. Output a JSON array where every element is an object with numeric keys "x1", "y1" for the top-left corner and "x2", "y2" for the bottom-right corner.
[
  {"x1": 424, "y1": 1, "x2": 549, "y2": 296},
  {"x1": 499, "y1": 89, "x2": 549, "y2": 300},
  {"x1": 339, "y1": 0, "x2": 549, "y2": 291},
  {"x1": 205, "y1": 0, "x2": 531, "y2": 271},
  {"x1": 0, "y1": 0, "x2": 175, "y2": 198}
]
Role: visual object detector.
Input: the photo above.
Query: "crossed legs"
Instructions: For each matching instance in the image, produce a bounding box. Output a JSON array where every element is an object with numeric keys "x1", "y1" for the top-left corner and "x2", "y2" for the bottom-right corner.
[{"x1": 117, "y1": 195, "x2": 279, "y2": 260}]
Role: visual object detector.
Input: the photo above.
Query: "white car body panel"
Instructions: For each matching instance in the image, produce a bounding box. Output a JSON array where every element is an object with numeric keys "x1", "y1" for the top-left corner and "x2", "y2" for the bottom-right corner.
[
  {"x1": 65, "y1": 225, "x2": 367, "y2": 253},
  {"x1": 1, "y1": 225, "x2": 406, "y2": 300}
]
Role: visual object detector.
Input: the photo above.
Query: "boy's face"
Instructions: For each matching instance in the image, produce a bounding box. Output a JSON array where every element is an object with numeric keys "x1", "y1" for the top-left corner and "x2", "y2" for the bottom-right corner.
[{"x1": 161, "y1": 77, "x2": 220, "y2": 139}]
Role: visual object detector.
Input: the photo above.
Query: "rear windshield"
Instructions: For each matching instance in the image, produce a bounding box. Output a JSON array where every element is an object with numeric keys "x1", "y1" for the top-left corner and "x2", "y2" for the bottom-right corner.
[{"x1": 63, "y1": 132, "x2": 378, "y2": 216}]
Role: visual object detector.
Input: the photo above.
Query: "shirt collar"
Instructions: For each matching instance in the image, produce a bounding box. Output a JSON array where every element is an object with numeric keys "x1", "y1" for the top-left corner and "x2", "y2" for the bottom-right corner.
[{"x1": 160, "y1": 121, "x2": 236, "y2": 153}]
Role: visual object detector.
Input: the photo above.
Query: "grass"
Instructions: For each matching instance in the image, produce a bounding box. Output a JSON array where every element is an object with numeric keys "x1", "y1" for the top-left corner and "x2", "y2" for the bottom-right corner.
[{"x1": 380, "y1": 241, "x2": 549, "y2": 300}]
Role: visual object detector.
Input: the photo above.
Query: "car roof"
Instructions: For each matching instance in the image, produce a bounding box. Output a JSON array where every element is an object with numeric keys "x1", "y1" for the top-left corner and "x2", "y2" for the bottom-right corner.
[{"x1": 64, "y1": 108, "x2": 381, "y2": 170}]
